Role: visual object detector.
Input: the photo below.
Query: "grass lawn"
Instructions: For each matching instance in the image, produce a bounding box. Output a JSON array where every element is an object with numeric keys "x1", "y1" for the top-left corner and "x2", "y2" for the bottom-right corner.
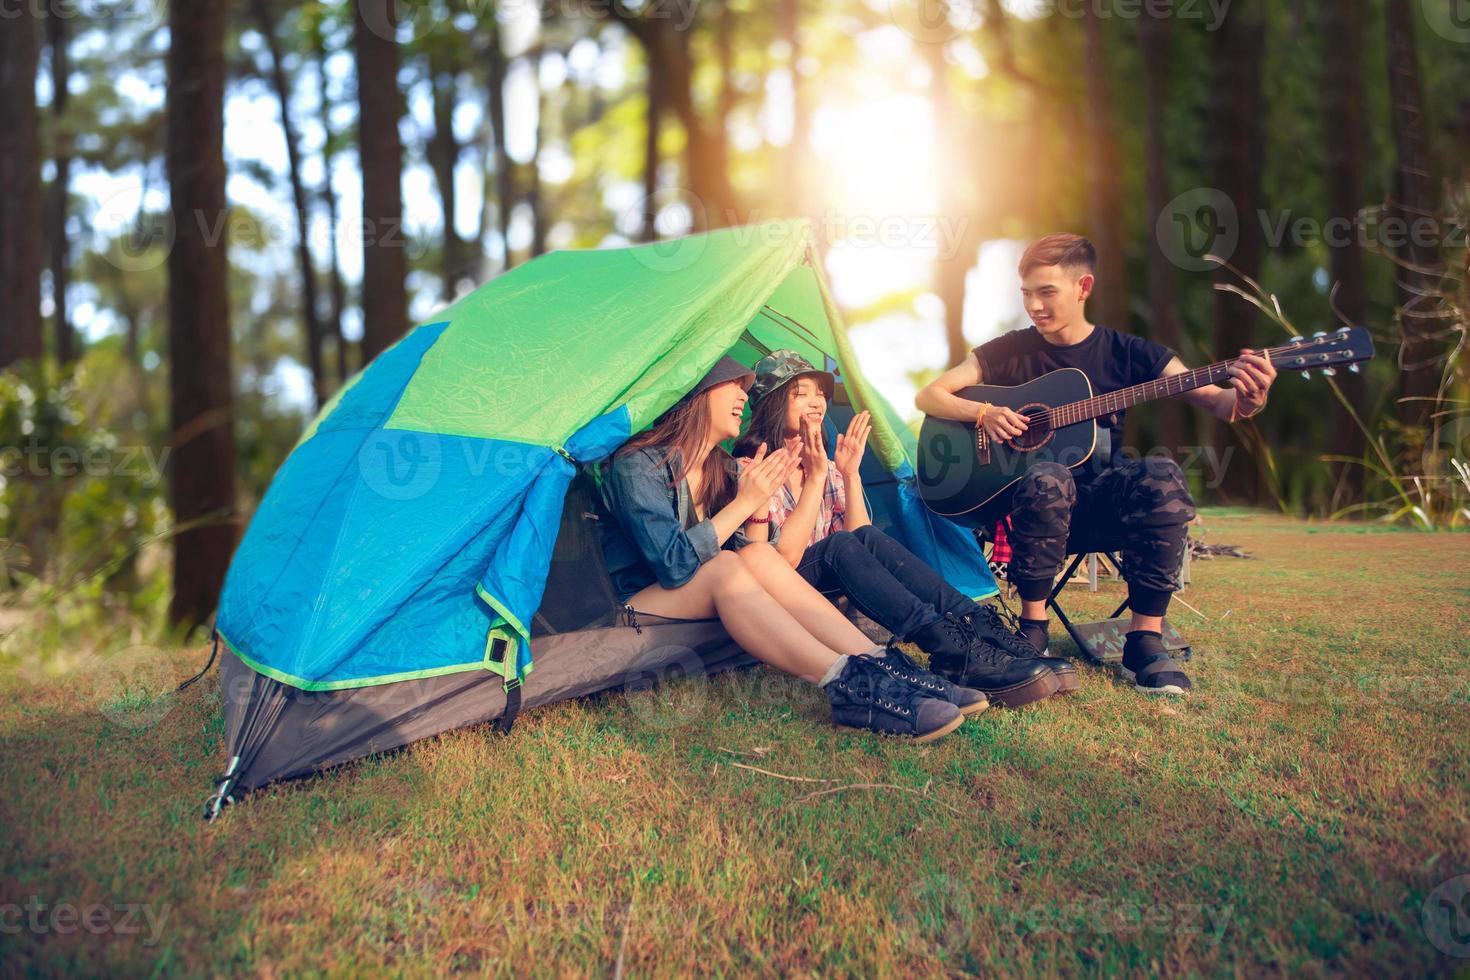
[{"x1": 2, "y1": 510, "x2": 1468, "y2": 976}]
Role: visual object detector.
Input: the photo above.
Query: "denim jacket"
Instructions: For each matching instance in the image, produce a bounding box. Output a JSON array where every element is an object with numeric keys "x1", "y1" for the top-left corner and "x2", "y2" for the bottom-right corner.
[{"x1": 599, "y1": 446, "x2": 748, "y2": 602}]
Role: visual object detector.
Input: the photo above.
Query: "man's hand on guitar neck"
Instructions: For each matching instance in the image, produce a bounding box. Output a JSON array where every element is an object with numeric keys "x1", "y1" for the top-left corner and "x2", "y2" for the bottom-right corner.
[
  {"x1": 1165, "y1": 349, "x2": 1278, "y2": 422},
  {"x1": 1225, "y1": 349, "x2": 1276, "y2": 419}
]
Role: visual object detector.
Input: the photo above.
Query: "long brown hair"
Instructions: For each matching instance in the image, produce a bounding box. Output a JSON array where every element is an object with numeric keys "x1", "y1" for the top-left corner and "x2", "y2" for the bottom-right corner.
[
  {"x1": 617, "y1": 388, "x2": 738, "y2": 516},
  {"x1": 733, "y1": 382, "x2": 793, "y2": 461}
]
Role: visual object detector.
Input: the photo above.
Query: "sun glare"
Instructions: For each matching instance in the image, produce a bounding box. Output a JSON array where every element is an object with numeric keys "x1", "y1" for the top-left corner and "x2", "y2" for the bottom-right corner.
[{"x1": 811, "y1": 93, "x2": 939, "y2": 219}]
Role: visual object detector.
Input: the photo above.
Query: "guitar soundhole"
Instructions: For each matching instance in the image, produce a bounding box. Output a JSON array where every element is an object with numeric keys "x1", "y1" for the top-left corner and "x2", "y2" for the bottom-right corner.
[{"x1": 1010, "y1": 403, "x2": 1055, "y2": 452}]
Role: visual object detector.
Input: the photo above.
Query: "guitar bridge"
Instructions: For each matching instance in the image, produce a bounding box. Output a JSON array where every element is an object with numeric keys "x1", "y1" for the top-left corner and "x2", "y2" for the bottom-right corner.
[{"x1": 975, "y1": 423, "x2": 991, "y2": 466}]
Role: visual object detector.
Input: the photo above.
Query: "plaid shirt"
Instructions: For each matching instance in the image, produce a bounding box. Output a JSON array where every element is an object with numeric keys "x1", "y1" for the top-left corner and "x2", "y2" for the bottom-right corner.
[{"x1": 737, "y1": 459, "x2": 847, "y2": 547}]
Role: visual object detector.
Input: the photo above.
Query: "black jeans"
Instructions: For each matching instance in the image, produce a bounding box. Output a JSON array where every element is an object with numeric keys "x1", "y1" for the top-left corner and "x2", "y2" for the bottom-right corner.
[{"x1": 796, "y1": 524, "x2": 979, "y2": 639}]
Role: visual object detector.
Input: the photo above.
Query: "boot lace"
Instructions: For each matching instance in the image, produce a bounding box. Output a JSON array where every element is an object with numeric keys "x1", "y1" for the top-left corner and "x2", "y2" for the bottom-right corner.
[{"x1": 971, "y1": 604, "x2": 1039, "y2": 659}]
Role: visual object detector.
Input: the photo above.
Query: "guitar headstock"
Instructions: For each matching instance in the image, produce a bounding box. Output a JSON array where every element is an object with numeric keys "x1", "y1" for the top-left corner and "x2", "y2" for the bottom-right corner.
[{"x1": 1271, "y1": 327, "x2": 1375, "y2": 378}]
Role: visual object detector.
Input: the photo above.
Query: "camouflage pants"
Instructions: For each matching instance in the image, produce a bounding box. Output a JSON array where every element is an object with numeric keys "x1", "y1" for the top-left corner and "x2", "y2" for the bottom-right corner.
[{"x1": 1006, "y1": 456, "x2": 1196, "y2": 615}]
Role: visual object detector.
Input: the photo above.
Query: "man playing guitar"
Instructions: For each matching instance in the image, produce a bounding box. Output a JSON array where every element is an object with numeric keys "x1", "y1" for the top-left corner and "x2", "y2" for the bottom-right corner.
[{"x1": 915, "y1": 233, "x2": 1278, "y2": 695}]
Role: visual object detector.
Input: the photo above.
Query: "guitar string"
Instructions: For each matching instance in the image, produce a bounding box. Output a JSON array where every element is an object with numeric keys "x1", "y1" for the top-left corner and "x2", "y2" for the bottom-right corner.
[{"x1": 1039, "y1": 339, "x2": 1352, "y2": 429}]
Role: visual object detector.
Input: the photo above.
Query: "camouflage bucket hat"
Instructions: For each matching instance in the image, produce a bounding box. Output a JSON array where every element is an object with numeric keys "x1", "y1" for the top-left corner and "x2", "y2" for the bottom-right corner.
[{"x1": 749, "y1": 350, "x2": 836, "y2": 407}]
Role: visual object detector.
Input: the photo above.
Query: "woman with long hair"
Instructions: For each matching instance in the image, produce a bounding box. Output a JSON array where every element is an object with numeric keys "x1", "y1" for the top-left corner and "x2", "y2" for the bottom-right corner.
[
  {"x1": 732, "y1": 351, "x2": 1075, "y2": 709},
  {"x1": 599, "y1": 357, "x2": 985, "y2": 742}
]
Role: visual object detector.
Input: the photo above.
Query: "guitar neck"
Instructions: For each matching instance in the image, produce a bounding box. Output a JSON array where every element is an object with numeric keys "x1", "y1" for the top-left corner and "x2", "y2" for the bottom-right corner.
[{"x1": 1049, "y1": 351, "x2": 1278, "y2": 428}]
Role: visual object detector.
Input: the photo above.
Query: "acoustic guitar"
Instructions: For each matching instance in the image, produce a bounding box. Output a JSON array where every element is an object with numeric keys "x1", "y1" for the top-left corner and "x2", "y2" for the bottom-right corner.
[{"x1": 916, "y1": 327, "x2": 1376, "y2": 527}]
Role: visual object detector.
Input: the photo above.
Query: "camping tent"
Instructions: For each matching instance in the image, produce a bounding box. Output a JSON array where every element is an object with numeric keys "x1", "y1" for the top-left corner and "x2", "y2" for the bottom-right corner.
[{"x1": 207, "y1": 219, "x2": 996, "y2": 817}]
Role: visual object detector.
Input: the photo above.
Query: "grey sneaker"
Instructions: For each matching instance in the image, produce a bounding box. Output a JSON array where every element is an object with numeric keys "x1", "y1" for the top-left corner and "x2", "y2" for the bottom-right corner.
[
  {"x1": 825, "y1": 656, "x2": 964, "y2": 743},
  {"x1": 876, "y1": 641, "x2": 989, "y2": 716}
]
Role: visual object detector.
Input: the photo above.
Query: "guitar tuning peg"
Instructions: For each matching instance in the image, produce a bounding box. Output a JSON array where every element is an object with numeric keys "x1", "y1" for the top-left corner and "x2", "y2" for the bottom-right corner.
[
  {"x1": 1321, "y1": 367, "x2": 1336, "y2": 377},
  {"x1": 1300, "y1": 370, "x2": 1311, "y2": 380},
  {"x1": 1337, "y1": 327, "x2": 1350, "y2": 334},
  {"x1": 1289, "y1": 335, "x2": 1304, "y2": 344},
  {"x1": 1312, "y1": 331, "x2": 1326, "y2": 339},
  {"x1": 1348, "y1": 364, "x2": 1360, "y2": 373}
]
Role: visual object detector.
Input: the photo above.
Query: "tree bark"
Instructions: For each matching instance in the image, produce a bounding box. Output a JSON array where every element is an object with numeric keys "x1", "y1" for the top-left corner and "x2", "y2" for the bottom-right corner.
[
  {"x1": 253, "y1": 0, "x2": 327, "y2": 409},
  {"x1": 428, "y1": 51, "x2": 465, "y2": 299},
  {"x1": 641, "y1": 37, "x2": 662, "y2": 242},
  {"x1": 1320, "y1": 0, "x2": 1367, "y2": 509},
  {"x1": 1080, "y1": 5, "x2": 1129, "y2": 334},
  {"x1": 354, "y1": 0, "x2": 409, "y2": 363},
  {"x1": 312, "y1": 16, "x2": 350, "y2": 384},
  {"x1": 527, "y1": 50, "x2": 548, "y2": 258},
  {"x1": 166, "y1": 0, "x2": 238, "y2": 631},
  {"x1": 47, "y1": 9, "x2": 75, "y2": 365},
  {"x1": 611, "y1": 1, "x2": 738, "y2": 228},
  {"x1": 1138, "y1": 12, "x2": 1187, "y2": 458},
  {"x1": 485, "y1": 22, "x2": 514, "y2": 270},
  {"x1": 1385, "y1": 0, "x2": 1445, "y2": 435},
  {"x1": 779, "y1": 0, "x2": 808, "y2": 218},
  {"x1": 921, "y1": 38, "x2": 982, "y2": 368},
  {"x1": 0, "y1": 8, "x2": 45, "y2": 367},
  {"x1": 1207, "y1": 0, "x2": 1267, "y2": 503}
]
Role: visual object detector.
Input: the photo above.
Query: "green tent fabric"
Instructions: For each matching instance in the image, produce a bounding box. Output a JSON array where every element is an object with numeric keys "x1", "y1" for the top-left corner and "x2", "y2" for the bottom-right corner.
[{"x1": 208, "y1": 220, "x2": 996, "y2": 810}]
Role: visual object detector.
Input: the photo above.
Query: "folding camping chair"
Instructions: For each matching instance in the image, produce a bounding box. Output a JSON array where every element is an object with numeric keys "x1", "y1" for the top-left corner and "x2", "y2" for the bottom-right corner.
[{"x1": 983, "y1": 521, "x2": 1193, "y2": 666}]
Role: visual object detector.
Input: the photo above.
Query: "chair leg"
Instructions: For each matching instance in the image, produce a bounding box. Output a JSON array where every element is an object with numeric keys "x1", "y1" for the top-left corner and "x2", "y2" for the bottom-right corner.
[{"x1": 1047, "y1": 553, "x2": 1096, "y2": 657}]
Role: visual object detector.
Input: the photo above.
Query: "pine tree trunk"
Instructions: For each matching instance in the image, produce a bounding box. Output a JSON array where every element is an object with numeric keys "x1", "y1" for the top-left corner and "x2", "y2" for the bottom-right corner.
[
  {"x1": 922, "y1": 38, "x2": 982, "y2": 368},
  {"x1": 253, "y1": 0, "x2": 326, "y2": 409},
  {"x1": 642, "y1": 45, "x2": 662, "y2": 243},
  {"x1": 48, "y1": 10, "x2": 75, "y2": 365},
  {"x1": 312, "y1": 16, "x2": 350, "y2": 385},
  {"x1": 166, "y1": 0, "x2": 238, "y2": 631},
  {"x1": 528, "y1": 50, "x2": 548, "y2": 259},
  {"x1": 1385, "y1": 0, "x2": 1445, "y2": 435},
  {"x1": 0, "y1": 7, "x2": 44, "y2": 367},
  {"x1": 780, "y1": 0, "x2": 808, "y2": 218},
  {"x1": 611, "y1": 2, "x2": 738, "y2": 229},
  {"x1": 428, "y1": 52, "x2": 464, "y2": 299},
  {"x1": 1320, "y1": 0, "x2": 1368, "y2": 510},
  {"x1": 1080, "y1": 6, "x2": 1129, "y2": 334},
  {"x1": 355, "y1": 0, "x2": 409, "y2": 363},
  {"x1": 486, "y1": 22, "x2": 514, "y2": 270},
  {"x1": 1208, "y1": 0, "x2": 1267, "y2": 504},
  {"x1": 1138, "y1": 12, "x2": 1188, "y2": 459}
]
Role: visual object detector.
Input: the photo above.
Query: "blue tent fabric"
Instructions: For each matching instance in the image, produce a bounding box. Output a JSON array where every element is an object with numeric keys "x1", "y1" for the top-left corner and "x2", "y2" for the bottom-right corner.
[{"x1": 216, "y1": 229, "x2": 995, "y2": 695}]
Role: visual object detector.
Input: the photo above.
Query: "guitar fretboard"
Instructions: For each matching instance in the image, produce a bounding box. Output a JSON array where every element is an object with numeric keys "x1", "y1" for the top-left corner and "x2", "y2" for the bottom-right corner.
[{"x1": 1047, "y1": 347, "x2": 1286, "y2": 428}]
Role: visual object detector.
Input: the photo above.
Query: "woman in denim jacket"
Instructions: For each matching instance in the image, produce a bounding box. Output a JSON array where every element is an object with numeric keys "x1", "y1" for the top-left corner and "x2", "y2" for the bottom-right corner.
[{"x1": 600, "y1": 357, "x2": 984, "y2": 743}]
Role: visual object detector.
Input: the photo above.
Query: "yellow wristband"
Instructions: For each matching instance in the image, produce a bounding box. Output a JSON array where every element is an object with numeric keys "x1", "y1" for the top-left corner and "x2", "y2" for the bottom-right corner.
[{"x1": 977, "y1": 403, "x2": 989, "y2": 427}]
